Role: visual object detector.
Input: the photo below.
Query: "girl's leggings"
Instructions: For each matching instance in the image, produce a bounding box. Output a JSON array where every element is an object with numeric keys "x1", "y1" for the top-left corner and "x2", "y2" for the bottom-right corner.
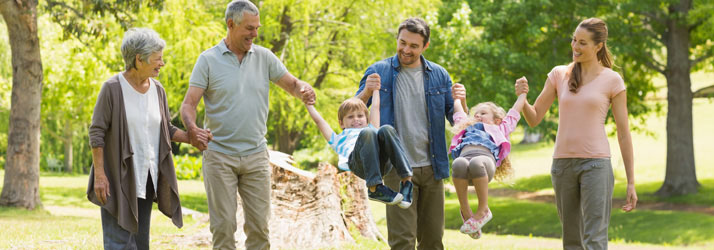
[{"x1": 452, "y1": 144, "x2": 495, "y2": 182}]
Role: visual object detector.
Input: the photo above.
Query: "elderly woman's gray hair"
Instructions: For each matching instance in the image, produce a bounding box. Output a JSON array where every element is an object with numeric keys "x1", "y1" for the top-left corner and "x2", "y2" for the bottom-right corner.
[
  {"x1": 225, "y1": 0, "x2": 259, "y2": 25},
  {"x1": 121, "y1": 28, "x2": 166, "y2": 71}
]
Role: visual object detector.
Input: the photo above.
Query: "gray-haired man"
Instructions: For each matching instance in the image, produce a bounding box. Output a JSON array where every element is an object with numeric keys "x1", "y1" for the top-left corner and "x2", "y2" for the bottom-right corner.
[{"x1": 180, "y1": 1, "x2": 316, "y2": 249}]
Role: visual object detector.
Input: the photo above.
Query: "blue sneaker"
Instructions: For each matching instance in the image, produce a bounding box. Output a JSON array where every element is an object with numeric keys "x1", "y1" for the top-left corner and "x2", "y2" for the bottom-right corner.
[
  {"x1": 368, "y1": 184, "x2": 403, "y2": 205},
  {"x1": 398, "y1": 180, "x2": 413, "y2": 209}
]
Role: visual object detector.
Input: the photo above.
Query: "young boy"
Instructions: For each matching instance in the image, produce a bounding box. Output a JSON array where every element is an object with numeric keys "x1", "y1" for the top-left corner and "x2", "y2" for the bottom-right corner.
[{"x1": 305, "y1": 74, "x2": 413, "y2": 208}]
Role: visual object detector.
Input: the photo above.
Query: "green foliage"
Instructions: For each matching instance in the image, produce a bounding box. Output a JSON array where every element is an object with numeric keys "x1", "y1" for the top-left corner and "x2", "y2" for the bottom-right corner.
[
  {"x1": 429, "y1": 0, "x2": 662, "y2": 141},
  {"x1": 292, "y1": 145, "x2": 338, "y2": 170},
  {"x1": 137, "y1": 0, "x2": 224, "y2": 122},
  {"x1": 38, "y1": 14, "x2": 118, "y2": 174},
  {"x1": 172, "y1": 154, "x2": 202, "y2": 180},
  {"x1": 44, "y1": 0, "x2": 165, "y2": 43},
  {"x1": 256, "y1": 0, "x2": 439, "y2": 153},
  {"x1": 0, "y1": 17, "x2": 10, "y2": 167}
]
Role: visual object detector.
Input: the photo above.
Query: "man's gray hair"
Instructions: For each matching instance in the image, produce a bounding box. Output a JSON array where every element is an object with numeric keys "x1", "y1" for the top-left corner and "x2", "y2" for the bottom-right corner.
[
  {"x1": 225, "y1": 0, "x2": 259, "y2": 25},
  {"x1": 121, "y1": 28, "x2": 166, "y2": 71}
]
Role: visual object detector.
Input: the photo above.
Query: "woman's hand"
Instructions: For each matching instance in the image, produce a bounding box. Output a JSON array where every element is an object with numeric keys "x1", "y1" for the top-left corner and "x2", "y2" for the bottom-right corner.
[
  {"x1": 94, "y1": 172, "x2": 111, "y2": 205},
  {"x1": 622, "y1": 183, "x2": 638, "y2": 212}
]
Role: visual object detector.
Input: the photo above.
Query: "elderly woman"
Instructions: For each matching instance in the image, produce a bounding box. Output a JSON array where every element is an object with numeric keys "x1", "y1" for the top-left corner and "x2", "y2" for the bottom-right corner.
[{"x1": 87, "y1": 28, "x2": 209, "y2": 249}]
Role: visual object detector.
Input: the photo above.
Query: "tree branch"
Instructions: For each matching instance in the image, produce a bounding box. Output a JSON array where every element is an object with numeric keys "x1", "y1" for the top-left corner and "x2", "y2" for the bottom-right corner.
[
  {"x1": 45, "y1": 0, "x2": 86, "y2": 19},
  {"x1": 41, "y1": 121, "x2": 69, "y2": 144},
  {"x1": 688, "y1": 18, "x2": 706, "y2": 32},
  {"x1": 643, "y1": 56, "x2": 666, "y2": 74},
  {"x1": 692, "y1": 50, "x2": 714, "y2": 66},
  {"x1": 637, "y1": 10, "x2": 665, "y2": 26}
]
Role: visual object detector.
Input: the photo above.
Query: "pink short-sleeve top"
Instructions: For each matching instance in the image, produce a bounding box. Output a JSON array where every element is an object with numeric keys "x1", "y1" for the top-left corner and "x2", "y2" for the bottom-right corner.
[{"x1": 548, "y1": 65, "x2": 626, "y2": 159}]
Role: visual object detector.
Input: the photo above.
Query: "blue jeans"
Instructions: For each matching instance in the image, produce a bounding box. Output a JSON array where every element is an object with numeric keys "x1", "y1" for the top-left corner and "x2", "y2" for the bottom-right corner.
[
  {"x1": 101, "y1": 174, "x2": 154, "y2": 250},
  {"x1": 348, "y1": 125, "x2": 413, "y2": 187}
]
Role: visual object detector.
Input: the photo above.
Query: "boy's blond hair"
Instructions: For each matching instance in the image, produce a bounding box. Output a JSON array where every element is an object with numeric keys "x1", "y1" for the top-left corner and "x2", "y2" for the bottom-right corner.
[
  {"x1": 338, "y1": 98, "x2": 369, "y2": 123},
  {"x1": 452, "y1": 101, "x2": 513, "y2": 181}
]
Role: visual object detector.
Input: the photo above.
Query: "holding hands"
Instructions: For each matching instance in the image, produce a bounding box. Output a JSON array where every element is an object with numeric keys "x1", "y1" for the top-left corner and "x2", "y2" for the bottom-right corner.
[
  {"x1": 188, "y1": 127, "x2": 213, "y2": 151},
  {"x1": 452, "y1": 83, "x2": 466, "y2": 101},
  {"x1": 300, "y1": 84, "x2": 316, "y2": 105},
  {"x1": 515, "y1": 76, "x2": 529, "y2": 96},
  {"x1": 365, "y1": 73, "x2": 381, "y2": 92}
]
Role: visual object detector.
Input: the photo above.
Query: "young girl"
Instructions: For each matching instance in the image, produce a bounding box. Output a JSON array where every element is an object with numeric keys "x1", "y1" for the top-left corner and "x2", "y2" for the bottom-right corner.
[{"x1": 449, "y1": 86, "x2": 527, "y2": 239}]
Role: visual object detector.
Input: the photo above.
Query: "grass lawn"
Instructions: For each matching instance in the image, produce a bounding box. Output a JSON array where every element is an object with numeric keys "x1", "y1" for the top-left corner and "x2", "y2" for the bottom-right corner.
[{"x1": 0, "y1": 95, "x2": 712, "y2": 248}]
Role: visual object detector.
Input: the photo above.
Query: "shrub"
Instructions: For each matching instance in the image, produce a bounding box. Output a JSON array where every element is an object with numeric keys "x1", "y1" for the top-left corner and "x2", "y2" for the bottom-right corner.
[{"x1": 173, "y1": 154, "x2": 202, "y2": 180}]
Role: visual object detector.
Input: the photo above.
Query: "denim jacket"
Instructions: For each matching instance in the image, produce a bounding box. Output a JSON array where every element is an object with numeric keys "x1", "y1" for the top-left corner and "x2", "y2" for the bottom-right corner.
[{"x1": 356, "y1": 54, "x2": 454, "y2": 180}]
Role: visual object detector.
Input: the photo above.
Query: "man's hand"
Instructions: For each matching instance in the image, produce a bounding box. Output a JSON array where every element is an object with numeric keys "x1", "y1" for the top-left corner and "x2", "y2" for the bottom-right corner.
[
  {"x1": 94, "y1": 172, "x2": 111, "y2": 205},
  {"x1": 515, "y1": 76, "x2": 529, "y2": 96},
  {"x1": 365, "y1": 73, "x2": 381, "y2": 92},
  {"x1": 189, "y1": 127, "x2": 212, "y2": 151},
  {"x1": 451, "y1": 83, "x2": 466, "y2": 101},
  {"x1": 300, "y1": 84, "x2": 316, "y2": 105}
]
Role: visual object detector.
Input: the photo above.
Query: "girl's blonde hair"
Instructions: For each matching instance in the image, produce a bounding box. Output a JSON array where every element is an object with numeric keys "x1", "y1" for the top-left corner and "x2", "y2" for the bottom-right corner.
[{"x1": 452, "y1": 102, "x2": 513, "y2": 181}]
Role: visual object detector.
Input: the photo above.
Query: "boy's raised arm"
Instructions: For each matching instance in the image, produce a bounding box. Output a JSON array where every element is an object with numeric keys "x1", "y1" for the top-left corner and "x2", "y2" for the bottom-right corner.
[
  {"x1": 306, "y1": 105, "x2": 334, "y2": 141},
  {"x1": 369, "y1": 89, "x2": 380, "y2": 127}
]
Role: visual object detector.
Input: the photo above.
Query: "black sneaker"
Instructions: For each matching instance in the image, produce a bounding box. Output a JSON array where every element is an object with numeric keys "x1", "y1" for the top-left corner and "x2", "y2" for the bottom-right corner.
[
  {"x1": 398, "y1": 180, "x2": 413, "y2": 209},
  {"x1": 368, "y1": 184, "x2": 403, "y2": 205}
]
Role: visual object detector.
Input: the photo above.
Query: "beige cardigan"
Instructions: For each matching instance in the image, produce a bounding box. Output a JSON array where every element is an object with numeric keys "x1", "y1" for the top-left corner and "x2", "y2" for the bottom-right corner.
[{"x1": 87, "y1": 74, "x2": 183, "y2": 232}]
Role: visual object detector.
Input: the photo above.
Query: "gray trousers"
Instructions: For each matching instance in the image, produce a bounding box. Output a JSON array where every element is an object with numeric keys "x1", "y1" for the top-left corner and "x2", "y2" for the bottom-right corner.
[
  {"x1": 101, "y1": 175, "x2": 154, "y2": 250},
  {"x1": 385, "y1": 166, "x2": 444, "y2": 250},
  {"x1": 551, "y1": 158, "x2": 614, "y2": 250}
]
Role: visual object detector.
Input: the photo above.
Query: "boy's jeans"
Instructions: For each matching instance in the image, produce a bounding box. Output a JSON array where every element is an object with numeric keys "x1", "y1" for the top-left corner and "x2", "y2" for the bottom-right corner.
[{"x1": 348, "y1": 125, "x2": 413, "y2": 186}]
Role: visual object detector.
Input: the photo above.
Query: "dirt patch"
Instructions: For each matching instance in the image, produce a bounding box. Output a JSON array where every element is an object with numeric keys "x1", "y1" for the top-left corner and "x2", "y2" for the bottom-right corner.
[{"x1": 446, "y1": 185, "x2": 714, "y2": 216}]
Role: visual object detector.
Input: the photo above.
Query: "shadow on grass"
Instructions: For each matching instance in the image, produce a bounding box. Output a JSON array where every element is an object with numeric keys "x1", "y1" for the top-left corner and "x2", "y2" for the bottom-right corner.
[
  {"x1": 444, "y1": 196, "x2": 714, "y2": 245},
  {"x1": 615, "y1": 179, "x2": 714, "y2": 206},
  {"x1": 497, "y1": 174, "x2": 714, "y2": 207},
  {"x1": 40, "y1": 187, "x2": 95, "y2": 209}
]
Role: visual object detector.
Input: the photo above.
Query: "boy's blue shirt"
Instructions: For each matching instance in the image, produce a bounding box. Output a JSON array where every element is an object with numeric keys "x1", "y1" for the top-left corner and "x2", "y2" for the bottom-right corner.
[{"x1": 356, "y1": 54, "x2": 455, "y2": 180}]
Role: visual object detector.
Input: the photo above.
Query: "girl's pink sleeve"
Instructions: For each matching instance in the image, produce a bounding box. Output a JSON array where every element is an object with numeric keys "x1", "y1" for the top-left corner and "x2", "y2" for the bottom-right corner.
[
  {"x1": 453, "y1": 111, "x2": 467, "y2": 125},
  {"x1": 499, "y1": 109, "x2": 521, "y2": 136}
]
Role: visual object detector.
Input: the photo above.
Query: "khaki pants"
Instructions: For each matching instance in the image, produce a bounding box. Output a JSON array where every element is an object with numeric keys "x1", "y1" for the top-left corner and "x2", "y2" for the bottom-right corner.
[
  {"x1": 202, "y1": 149, "x2": 271, "y2": 250},
  {"x1": 384, "y1": 166, "x2": 444, "y2": 250},
  {"x1": 551, "y1": 158, "x2": 614, "y2": 250}
]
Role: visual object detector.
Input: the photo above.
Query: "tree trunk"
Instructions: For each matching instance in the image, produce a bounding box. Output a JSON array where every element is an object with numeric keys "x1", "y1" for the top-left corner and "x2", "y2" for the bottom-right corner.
[
  {"x1": 656, "y1": 0, "x2": 699, "y2": 197},
  {"x1": 63, "y1": 119, "x2": 73, "y2": 173},
  {"x1": 0, "y1": 0, "x2": 43, "y2": 209},
  {"x1": 175, "y1": 151, "x2": 384, "y2": 249}
]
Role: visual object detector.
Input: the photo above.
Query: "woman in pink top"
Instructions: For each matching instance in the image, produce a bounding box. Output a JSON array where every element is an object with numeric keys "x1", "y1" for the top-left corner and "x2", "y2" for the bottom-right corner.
[{"x1": 516, "y1": 18, "x2": 637, "y2": 249}]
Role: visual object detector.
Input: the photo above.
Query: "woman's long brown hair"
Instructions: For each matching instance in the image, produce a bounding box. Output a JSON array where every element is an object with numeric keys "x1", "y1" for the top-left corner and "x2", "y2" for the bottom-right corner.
[{"x1": 569, "y1": 18, "x2": 613, "y2": 93}]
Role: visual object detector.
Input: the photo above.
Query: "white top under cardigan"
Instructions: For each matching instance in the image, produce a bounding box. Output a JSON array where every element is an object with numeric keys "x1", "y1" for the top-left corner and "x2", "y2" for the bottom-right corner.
[{"x1": 118, "y1": 73, "x2": 161, "y2": 199}]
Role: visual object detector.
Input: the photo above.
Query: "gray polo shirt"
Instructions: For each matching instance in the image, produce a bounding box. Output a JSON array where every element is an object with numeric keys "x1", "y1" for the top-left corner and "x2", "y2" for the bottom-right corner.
[{"x1": 189, "y1": 40, "x2": 287, "y2": 156}]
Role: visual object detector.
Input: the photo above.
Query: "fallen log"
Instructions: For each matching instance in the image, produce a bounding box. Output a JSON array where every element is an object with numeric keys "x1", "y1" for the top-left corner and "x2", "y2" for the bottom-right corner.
[{"x1": 174, "y1": 150, "x2": 384, "y2": 249}]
